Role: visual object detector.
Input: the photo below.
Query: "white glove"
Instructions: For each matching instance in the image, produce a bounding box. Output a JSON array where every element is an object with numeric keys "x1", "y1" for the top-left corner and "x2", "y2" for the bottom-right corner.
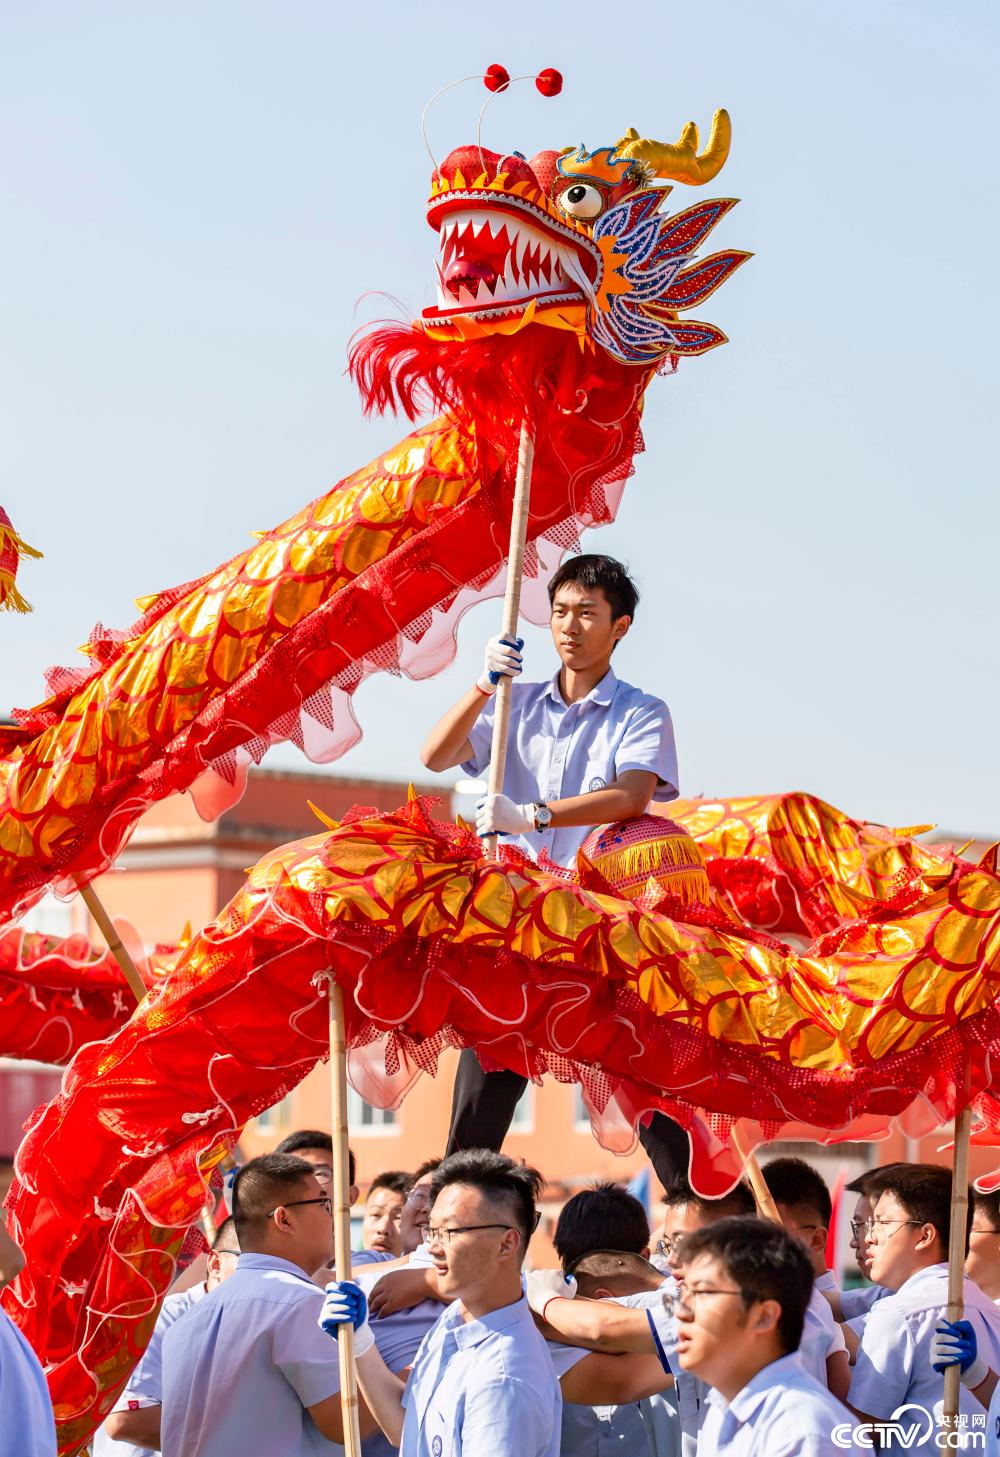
[
  {"x1": 930, "y1": 1321, "x2": 989, "y2": 1388},
  {"x1": 476, "y1": 793, "x2": 533, "y2": 837},
  {"x1": 476, "y1": 634, "x2": 524, "y2": 696},
  {"x1": 526, "y1": 1268, "x2": 578, "y2": 1319},
  {"x1": 319, "y1": 1281, "x2": 375, "y2": 1358}
]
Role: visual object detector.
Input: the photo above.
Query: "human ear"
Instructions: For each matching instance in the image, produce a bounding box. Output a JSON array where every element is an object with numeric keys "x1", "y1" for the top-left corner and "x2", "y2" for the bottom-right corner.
[{"x1": 753, "y1": 1298, "x2": 781, "y2": 1336}]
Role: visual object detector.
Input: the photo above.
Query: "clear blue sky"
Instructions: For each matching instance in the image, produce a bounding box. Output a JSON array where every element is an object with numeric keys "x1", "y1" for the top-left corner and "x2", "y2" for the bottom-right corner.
[{"x1": 3, "y1": 1, "x2": 997, "y2": 835}]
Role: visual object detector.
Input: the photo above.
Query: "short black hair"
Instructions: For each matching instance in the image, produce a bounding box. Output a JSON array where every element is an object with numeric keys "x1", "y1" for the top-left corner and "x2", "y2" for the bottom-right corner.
[
  {"x1": 366, "y1": 1170, "x2": 410, "y2": 1201},
  {"x1": 681, "y1": 1216, "x2": 813, "y2": 1354},
  {"x1": 866, "y1": 1163, "x2": 971, "y2": 1256},
  {"x1": 231, "y1": 1154, "x2": 317, "y2": 1239},
  {"x1": 547, "y1": 554, "x2": 639, "y2": 624},
  {"x1": 844, "y1": 1162, "x2": 910, "y2": 1197},
  {"x1": 430, "y1": 1149, "x2": 542, "y2": 1258},
  {"x1": 554, "y1": 1180, "x2": 650, "y2": 1269},
  {"x1": 570, "y1": 1249, "x2": 661, "y2": 1294},
  {"x1": 212, "y1": 1216, "x2": 240, "y2": 1252},
  {"x1": 662, "y1": 1176, "x2": 756, "y2": 1221},
  {"x1": 406, "y1": 1158, "x2": 443, "y2": 1192},
  {"x1": 272, "y1": 1129, "x2": 356, "y2": 1186},
  {"x1": 972, "y1": 1188, "x2": 1000, "y2": 1233},
  {"x1": 762, "y1": 1157, "x2": 832, "y2": 1227}
]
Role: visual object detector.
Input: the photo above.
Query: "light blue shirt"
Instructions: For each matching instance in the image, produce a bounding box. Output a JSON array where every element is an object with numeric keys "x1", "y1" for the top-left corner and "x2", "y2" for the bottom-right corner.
[
  {"x1": 400, "y1": 1294, "x2": 561, "y2": 1457},
  {"x1": 839, "y1": 1283, "x2": 890, "y2": 1322},
  {"x1": 849, "y1": 1264, "x2": 1000, "y2": 1457},
  {"x1": 354, "y1": 1250, "x2": 443, "y2": 1457},
  {"x1": 0, "y1": 1309, "x2": 56, "y2": 1457},
  {"x1": 647, "y1": 1280, "x2": 707, "y2": 1457},
  {"x1": 463, "y1": 668, "x2": 678, "y2": 868},
  {"x1": 160, "y1": 1253, "x2": 343, "y2": 1457},
  {"x1": 94, "y1": 1283, "x2": 205, "y2": 1457},
  {"x1": 699, "y1": 1352, "x2": 856, "y2": 1456}
]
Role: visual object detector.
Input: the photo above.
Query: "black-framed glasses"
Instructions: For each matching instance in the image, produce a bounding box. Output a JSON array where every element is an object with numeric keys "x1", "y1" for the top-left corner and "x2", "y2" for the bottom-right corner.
[
  {"x1": 267, "y1": 1195, "x2": 333, "y2": 1218},
  {"x1": 849, "y1": 1219, "x2": 866, "y2": 1240},
  {"x1": 419, "y1": 1222, "x2": 514, "y2": 1245},
  {"x1": 215, "y1": 1248, "x2": 241, "y2": 1257},
  {"x1": 670, "y1": 1285, "x2": 747, "y2": 1316}
]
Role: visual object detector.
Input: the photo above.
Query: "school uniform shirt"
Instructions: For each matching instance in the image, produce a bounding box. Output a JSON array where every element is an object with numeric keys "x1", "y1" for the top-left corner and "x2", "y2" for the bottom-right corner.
[
  {"x1": 839, "y1": 1282, "x2": 890, "y2": 1323},
  {"x1": 355, "y1": 1247, "x2": 444, "y2": 1457},
  {"x1": 798, "y1": 1285, "x2": 846, "y2": 1386},
  {"x1": 160, "y1": 1253, "x2": 343, "y2": 1457},
  {"x1": 400, "y1": 1293, "x2": 561, "y2": 1457},
  {"x1": 849, "y1": 1264, "x2": 1000, "y2": 1457},
  {"x1": 0, "y1": 1308, "x2": 56, "y2": 1457},
  {"x1": 698, "y1": 1352, "x2": 856, "y2": 1456},
  {"x1": 93, "y1": 1283, "x2": 206, "y2": 1457},
  {"x1": 463, "y1": 668, "x2": 678, "y2": 867},
  {"x1": 646, "y1": 1278, "x2": 707, "y2": 1457}
]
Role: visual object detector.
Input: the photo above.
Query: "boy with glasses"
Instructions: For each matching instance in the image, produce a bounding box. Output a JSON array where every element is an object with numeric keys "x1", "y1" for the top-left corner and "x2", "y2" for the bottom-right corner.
[
  {"x1": 675, "y1": 1217, "x2": 854, "y2": 1454},
  {"x1": 321, "y1": 1148, "x2": 561, "y2": 1457},
  {"x1": 161, "y1": 1153, "x2": 367, "y2": 1454},
  {"x1": 848, "y1": 1163, "x2": 1000, "y2": 1454}
]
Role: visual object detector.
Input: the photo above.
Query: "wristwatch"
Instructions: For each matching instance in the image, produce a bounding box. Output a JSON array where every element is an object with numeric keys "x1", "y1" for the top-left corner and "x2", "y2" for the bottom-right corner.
[{"x1": 532, "y1": 802, "x2": 553, "y2": 831}]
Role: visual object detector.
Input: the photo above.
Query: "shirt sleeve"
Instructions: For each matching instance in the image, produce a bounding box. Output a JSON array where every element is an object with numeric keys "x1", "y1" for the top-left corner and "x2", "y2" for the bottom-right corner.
[
  {"x1": 848, "y1": 1302, "x2": 914, "y2": 1418},
  {"x1": 545, "y1": 1339, "x2": 589, "y2": 1377},
  {"x1": 840, "y1": 1285, "x2": 888, "y2": 1321},
  {"x1": 462, "y1": 696, "x2": 497, "y2": 777},
  {"x1": 646, "y1": 1304, "x2": 674, "y2": 1375},
  {"x1": 271, "y1": 1293, "x2": 342, "y2": 1408},
  {"x1": 460, "y1": 1377, "x2": 555, "y2": 1457},
  {"x1": 615, "y1": 698, "x2": 678, "y2": 800}
]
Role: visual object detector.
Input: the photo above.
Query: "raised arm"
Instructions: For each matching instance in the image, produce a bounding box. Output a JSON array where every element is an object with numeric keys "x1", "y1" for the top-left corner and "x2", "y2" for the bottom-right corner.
[
  {"x1": 319, "y1": 1279, "x2": 408, "y2": 1447},
  {"x1": 420, "y1": 634, "x2": 522, "y2": 772}
]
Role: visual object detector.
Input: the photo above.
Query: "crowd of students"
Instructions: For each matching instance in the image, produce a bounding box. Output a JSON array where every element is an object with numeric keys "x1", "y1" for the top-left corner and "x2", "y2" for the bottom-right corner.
[{"x1": 3, "y1": 1132, "x2": 997, "y2": 1455}]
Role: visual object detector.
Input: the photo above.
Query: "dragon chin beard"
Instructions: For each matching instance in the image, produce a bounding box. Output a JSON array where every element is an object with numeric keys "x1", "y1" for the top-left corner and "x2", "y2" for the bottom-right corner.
[{"x1": 348, "y1": 319, "x2": 649, "y2": 435}]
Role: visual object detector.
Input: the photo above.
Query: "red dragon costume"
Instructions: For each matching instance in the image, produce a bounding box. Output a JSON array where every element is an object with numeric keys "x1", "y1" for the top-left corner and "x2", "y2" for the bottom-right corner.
[{"x1": 4, "y1": 95, "x2": 999, "y2": 1454}]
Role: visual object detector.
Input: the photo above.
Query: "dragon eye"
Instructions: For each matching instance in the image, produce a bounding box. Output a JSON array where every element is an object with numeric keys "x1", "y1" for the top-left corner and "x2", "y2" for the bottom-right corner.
[{"x1": 558, "y1": 183, "x2": 605, "y2": 220}]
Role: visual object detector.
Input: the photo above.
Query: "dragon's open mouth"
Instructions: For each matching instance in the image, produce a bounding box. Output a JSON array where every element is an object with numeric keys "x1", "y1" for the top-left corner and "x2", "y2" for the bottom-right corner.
[{"x1": 424, "y1": 195, "x2": 600, "y2": 322}]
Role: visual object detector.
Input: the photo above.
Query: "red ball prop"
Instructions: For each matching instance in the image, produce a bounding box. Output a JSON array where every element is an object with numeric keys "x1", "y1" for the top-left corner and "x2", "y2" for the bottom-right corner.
[
  {"x1": 483, "y1": 64, "x2": 510, "y2": 93},
  {"x1": 535, "y1": 68, "x2": 563, "y2": 97}
]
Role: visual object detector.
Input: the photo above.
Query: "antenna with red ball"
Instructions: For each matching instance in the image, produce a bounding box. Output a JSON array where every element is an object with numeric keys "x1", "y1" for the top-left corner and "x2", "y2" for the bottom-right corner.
[{"x1": 420, "y1": 65, "x2": 563, "y2": 174}]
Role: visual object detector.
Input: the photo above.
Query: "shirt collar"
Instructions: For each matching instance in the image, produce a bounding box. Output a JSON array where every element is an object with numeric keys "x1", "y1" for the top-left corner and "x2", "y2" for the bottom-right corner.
[
  {"x1": 544, "y1": 666, "x2": 618, "y2": 708},
  {"x1": 707, "y1": 1353, "x2": 807, "y2": 1422},
  {"x1": 237, "y1": 1252, "x2": 317, "y2": 1282},
  {"x1": 896, "y1": 1262, "x2": 948, "y2": 1296},
  {"x1": 446, "y1": 1294, "x2": 533, "y2": 1350}
]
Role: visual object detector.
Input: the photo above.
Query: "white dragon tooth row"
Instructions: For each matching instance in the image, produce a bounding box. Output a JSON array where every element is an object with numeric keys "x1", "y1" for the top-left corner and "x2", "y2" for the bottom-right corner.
[{"x1": 435, "y1": 209, "x2": 583, "y2": 310}]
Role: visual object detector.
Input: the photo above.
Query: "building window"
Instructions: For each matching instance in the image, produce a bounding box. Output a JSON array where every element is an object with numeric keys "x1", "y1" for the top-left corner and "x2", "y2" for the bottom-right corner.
[
  {"x1": 347, "y1": 1087, "x2": 397, "y2": 1134},
  {"x1": 572, "y1": 1087, "x2": 592, "y2": 1131},
  {"x1": 256, "y1": 1091, "x2": 295, "y2": 1131},
  {"x1": 509, "y1": 1085, "x2": 534, "y2": 1133}
]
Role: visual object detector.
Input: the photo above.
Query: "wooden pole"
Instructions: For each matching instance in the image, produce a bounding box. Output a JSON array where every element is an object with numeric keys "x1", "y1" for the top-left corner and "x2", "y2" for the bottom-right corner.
[
  {"x1": 77, "y1": 879, "x2": 146, "y2": 1003},
  {"x1": 328, "y1": 979, "x2": 362, "y2": 1457},
  {"x1": 483, "y1": 419, "x2": 536, "y2": 861},
  {"x1": 730, "y1": 1127, "x2": 782, "y2": 1224},
  {"x1": 943, "y1": 1104, "x2": 973, "y2": 1438}
]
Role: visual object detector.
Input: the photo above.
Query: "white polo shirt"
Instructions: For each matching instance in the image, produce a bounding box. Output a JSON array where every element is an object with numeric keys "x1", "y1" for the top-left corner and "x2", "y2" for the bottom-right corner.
[
  {"x1": 400, "y1": 1294, "x2": 561, "y2": 1457},
  {"x1": 463, "y1": 668, "x2": 678, "y2": 867},
  {"x1": 160, "y1": 1253, "x2": 343, "y2": 1456},
  {"x1": 698, "y1": 1352, "x2": 855, "y2": 1455},
  {"x1": 849, "y1": 1264, "x2": 1000, "y2": 1457},
  {"x1": 799, "y1": 1285, "x2": 846, "y2": 1385}
]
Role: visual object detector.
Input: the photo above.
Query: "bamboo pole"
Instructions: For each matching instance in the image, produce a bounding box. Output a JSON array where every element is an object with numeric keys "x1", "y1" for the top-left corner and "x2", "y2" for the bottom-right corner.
[
  {"x1": 483, "y1": 420, "x2": 536, "y2": 861},
  {"x1": 77, "y1": 879, "x2": 146, "y2": 1003},
  {"x1": 942, "y1": 1105, "x2": 973, "y2": 1438},
  {"x1": 328, "y1": 979, "x2": 362, "y2": 1457},
  {"x1": 730, "y1": 1127, "x2": 782, "y2": 1224}
]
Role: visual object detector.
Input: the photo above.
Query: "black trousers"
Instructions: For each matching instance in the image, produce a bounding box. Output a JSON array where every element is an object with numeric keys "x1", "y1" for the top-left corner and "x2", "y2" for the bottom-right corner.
[{"x1": 445, "y1": 1048, "x2": 690, "y2": 1189}]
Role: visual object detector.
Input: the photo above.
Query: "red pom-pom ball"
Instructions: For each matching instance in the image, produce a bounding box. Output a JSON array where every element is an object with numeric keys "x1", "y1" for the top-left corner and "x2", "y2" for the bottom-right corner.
[
  {"x1": 483, "y1": 64, "x2": 510, "y2": 93},
  {"x1": 535, "y1": 68, "x2": 562, "y2": 97}
]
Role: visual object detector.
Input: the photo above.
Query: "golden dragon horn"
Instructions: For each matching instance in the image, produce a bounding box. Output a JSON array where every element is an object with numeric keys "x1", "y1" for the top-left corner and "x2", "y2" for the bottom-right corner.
[{"x1": 615, "y1": 109, "x2": 732, "y2": 186}]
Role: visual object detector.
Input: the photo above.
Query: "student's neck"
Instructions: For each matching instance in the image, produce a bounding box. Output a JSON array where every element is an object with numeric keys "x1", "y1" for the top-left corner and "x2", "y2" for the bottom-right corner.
[
  {"x1": 558, "y1": 660, "x2": 611, "y2": 704},
  {"x1": 892, "y1": 1250, "x2": 946, "y2": 1289},
  {"x1": 712, "y1": 1344, "x2": 786, "y2": 1404},
  {"x1": 975, "y1": 1268, "x2": 1000, "y2": 1300},
  {"x1": 457, "y1": 1274, "x2": 524, "y2": 1322}
]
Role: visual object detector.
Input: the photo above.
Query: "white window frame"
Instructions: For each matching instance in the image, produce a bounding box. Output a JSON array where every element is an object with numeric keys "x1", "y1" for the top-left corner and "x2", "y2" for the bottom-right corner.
[{"x1": 347, "y1": 1086, "x2": 398, "y2": 1136}]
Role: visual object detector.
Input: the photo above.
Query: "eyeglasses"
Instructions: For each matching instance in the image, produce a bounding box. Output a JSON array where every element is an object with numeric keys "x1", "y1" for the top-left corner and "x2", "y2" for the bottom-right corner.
[
  {"x1": 308, "y1": 1165, "x2": 333, "y2": 1186},
  {"x1": 864, "y1": 1217, "x2": 923, "y2": 1243},
  {"x1": 215, "y1": 1248, "x2": 240, "y2": 1257},
  {"x1": 267, "y1": 1196, "x2": 333, "y2": 1218},
  {"x1": 656, "y1": 1236, "x2": 681, "y2": 1258},
  {"x1": 404, "y1": 1188, "x2": 432, "y2": 1208},
  {"x1": 849, "y1": 1219, "x2": 866, "y2": 1240},
  {"x1": 669, "y1": 1285, "x2": 747, "y2": 1316},
  {"x1": 419, "y1": 1223, "x2": 514, "y2": 1245}
]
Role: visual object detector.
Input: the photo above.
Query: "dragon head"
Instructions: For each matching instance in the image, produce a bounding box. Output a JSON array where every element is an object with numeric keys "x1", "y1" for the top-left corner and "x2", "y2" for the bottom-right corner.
[{"x1": 421, "y1": 110, "x2": 749, "y2": 366}]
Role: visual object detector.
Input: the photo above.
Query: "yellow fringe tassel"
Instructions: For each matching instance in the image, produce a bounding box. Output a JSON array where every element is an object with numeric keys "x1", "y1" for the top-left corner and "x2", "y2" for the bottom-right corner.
[
  {"x1": 0, "y1": 522, "x2": 43, "y2": 614},
  {"x1": 594, "y1": 831, "x2": 706, "y2": 886},
  {"x1": 0, "y1": 574, "x2": 34, "y2": 614}
]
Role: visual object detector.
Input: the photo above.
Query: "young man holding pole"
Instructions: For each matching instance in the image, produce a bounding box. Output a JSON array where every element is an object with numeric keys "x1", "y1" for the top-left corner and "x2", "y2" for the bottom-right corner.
[{"x1": 421, "y1": 553, "x2": 686, "y2": 1179}]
